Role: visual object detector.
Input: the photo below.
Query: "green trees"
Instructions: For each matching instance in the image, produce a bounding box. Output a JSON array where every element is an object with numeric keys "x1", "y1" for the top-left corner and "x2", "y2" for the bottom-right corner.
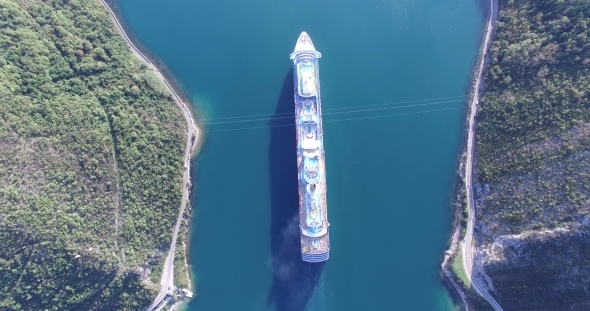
[
  {"x1": 477, "y1": 0, "x2": 590, "y2": 182},
  {"x1": 474, "y1": 0, "x2": 590, "y2": 309},
  {"x1": 0, "y1": 0, "x2": 187, "y2": 309}
]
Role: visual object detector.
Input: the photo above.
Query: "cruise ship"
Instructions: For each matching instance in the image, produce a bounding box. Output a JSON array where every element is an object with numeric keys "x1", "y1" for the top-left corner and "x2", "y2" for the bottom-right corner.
[{"x1": 290, "y1": 32, "x2": 330, "y2": 262}]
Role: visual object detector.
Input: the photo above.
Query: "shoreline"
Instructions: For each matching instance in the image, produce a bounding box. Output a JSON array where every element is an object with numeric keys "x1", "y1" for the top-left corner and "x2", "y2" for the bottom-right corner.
[
  {"x1": 98, "y1": 0, "x2": 201, "y2": 306},
  {"x1": 441, "y1": 0, "x2": 499, "y2": 309},
  {"x1": 100, "y1": 0, "x2": 203, "y2": 154},
  {"x1": 101, "y1": 0, "x2": 197, "y2": 120}
]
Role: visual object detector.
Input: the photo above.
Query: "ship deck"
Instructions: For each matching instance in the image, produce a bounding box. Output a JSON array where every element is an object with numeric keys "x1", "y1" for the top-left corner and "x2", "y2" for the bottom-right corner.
[
  {"x1": 297, "y1": 148, "x2": 329, "y2": 255},
  {"x1": 292, "y1": 32, "x2": 329, "y2": 263}
]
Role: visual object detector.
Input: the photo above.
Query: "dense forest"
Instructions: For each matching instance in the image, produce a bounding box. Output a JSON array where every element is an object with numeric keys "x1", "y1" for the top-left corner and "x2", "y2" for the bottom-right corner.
[
  {"x1": 0, "y1": 0, "x2": 187, "y2": 310},
  {"x1": 473, "y1": 0, "x2": 590, "y2": 310},
  {"x1": 478, "y1": 0, "x2": 590, "y2": 182}
]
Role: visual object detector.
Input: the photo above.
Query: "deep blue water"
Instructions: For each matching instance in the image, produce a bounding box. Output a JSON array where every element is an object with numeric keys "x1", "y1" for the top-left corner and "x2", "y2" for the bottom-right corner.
[{"x1": 114, "y1": 0, "x2": 486, "y2": 309}]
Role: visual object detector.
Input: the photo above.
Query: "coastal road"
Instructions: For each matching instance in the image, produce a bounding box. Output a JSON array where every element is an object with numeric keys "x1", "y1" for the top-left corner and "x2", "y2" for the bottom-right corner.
[
  {"x1": 462, "y1": 0, "x2": 503, "y2": 310},
  {"x1": 99, "y1": 1, "x2": 200, "y2": 310}
]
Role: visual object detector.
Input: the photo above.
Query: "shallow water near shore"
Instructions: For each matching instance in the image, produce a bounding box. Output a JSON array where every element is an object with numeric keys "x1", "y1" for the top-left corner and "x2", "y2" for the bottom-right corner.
[{"x1": 114, "y1": 0, "x2": 485, "y2": 309}]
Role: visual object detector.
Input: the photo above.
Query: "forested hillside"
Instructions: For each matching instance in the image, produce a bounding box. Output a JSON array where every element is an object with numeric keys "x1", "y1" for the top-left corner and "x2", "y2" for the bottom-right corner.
[
  {"x1": 473, "y1": 0, "x2": 590, "y2": 310},
  {"x1": 478, "y1": 0, "x2": 590, "y2": 182},
  {"x1": 0, "y1": 0, "x2": 186, "y2": 309}
]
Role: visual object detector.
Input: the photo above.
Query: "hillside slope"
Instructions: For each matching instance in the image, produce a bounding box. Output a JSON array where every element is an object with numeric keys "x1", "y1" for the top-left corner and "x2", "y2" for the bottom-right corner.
[
  {"x1": 0, "y1": 0, "x2": 187, "y2": 309},
  {"x1": 473, "y1": 0, "x2": 590, "y2": 310}
]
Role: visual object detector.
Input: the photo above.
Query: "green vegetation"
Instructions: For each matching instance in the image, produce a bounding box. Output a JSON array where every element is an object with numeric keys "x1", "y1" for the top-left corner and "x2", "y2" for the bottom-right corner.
[
  {"x1": 173, "y1": 208, "x2": 191, "y2": 290},
  {"x1": 451, "y1": 250, "x2": 471, "y2": 289},
  {"x1": 473, "y1": 0, "x2": 590, "y2": 310},
  {"x1": 485, "y1": 229, "x2": 590, "y2": 311},
  {"x1": 477, "y1": 0, "x2": 590, "y2": 231},
  {"x1": 0, "y1": 0, "x2": 187, "y2": 309},
  {"x1": 478, "y1": 0, "x2": 590, "y2": 182}
]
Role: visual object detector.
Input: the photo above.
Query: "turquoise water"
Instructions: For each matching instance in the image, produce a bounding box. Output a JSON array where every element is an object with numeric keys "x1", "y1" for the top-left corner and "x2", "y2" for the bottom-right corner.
[{"x1": 114, "y1": 0, "x2": 485, "y2": 310}]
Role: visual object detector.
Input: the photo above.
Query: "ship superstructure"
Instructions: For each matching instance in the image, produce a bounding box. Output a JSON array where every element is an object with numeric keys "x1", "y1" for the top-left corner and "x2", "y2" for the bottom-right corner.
[{"x1": 290, "y1": 32, "x2": 330, "y2": 262}]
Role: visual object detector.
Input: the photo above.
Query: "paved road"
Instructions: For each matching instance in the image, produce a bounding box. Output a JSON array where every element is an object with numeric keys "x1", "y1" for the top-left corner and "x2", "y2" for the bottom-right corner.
[
  {"x1": 461, "y1": 0, "x2": 502, "y2": 310},
  {"x1": 98, "y1": 1, "x2": 199, "y2": 310}
]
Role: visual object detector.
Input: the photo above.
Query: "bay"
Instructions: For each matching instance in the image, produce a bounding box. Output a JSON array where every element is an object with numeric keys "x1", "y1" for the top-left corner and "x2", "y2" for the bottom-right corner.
[{"x1": 113, "y1": 0, "x2": 486, "y2": 310}]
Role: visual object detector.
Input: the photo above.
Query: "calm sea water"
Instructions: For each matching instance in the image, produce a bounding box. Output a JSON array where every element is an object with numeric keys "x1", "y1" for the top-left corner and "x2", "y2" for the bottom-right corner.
[{"x1": 114, "y1": 0, "x2": 485, "y2": 310}]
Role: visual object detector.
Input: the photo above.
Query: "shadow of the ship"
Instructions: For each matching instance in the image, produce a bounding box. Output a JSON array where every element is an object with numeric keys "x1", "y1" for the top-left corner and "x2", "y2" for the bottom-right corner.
[{"x1": 266, "y1": 69, "x2": 325, "y2": 311}]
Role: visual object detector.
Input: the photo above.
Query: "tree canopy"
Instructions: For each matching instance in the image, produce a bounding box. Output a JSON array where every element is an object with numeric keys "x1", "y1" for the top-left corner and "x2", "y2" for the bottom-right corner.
[
  {"x1": 0, "y1": 0, "x2": 187, "y2": 309},
  {"x1": 474, "y1": 0, "x2": 590, "y2": 310}
]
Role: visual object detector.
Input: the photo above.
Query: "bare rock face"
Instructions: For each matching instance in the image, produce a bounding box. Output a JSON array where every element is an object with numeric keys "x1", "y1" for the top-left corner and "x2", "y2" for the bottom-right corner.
[
  {"x1": 472, "y1": 146, "x2": 590, "y2": 311},
  {"x1": 464, "y1": 0, "x2": 590, "y2": 309},
  {"x1": 476, "y1": 221, "x2": 590, "y2": 311}
]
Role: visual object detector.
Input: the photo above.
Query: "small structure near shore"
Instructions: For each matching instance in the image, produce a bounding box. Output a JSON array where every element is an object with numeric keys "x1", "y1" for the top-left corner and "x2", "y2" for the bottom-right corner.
[{"x1": 181, "y1": 288, "x2": 193, "y2": 299}]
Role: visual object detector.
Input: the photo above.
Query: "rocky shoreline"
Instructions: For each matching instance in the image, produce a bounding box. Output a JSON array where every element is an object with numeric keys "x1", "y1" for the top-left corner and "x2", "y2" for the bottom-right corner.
[{"x1": 440, "y1": 0, "x2": 498, "y2": 309}]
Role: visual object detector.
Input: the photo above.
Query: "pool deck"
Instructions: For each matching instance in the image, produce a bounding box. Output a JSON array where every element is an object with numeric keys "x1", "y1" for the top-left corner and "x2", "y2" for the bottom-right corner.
[{"x1": 292, "y1": 32, "x2": 330, "y2": 262}]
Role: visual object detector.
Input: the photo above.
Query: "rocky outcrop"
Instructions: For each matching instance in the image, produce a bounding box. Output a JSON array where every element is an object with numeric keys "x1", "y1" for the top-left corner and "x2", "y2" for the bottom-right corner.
[{"x1": 475, "y1": 218, "x2": 590, "y2": 310}]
